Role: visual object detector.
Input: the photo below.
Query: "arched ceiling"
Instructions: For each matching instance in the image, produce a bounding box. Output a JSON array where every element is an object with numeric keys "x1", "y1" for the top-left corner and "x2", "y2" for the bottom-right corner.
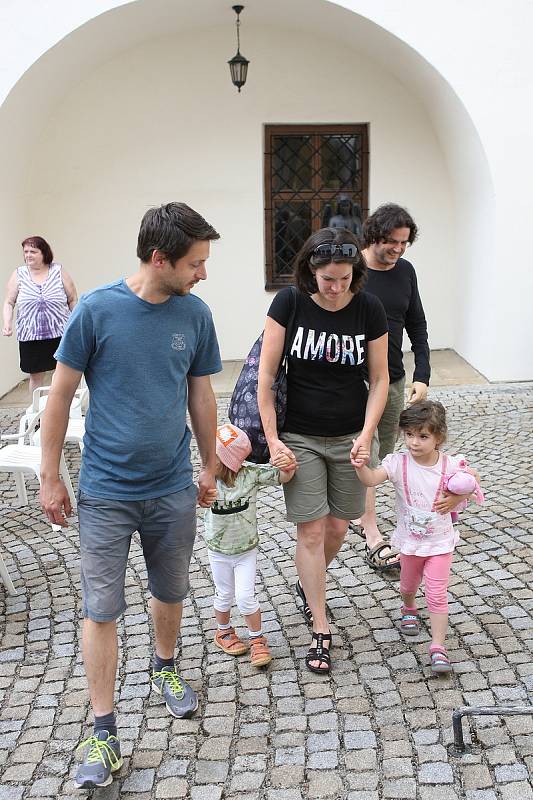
[
  {"x1": 1, "y1": 0, "x2": 474, "y2": 118},
  {"x1": 1, "y1": 0, "x2": 492, "y2": 197}
]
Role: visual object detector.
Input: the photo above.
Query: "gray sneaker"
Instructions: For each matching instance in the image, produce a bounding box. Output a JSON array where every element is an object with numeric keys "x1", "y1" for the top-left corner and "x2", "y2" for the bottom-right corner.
[
  {"x1": 74, "y1": 730, "x2": 122, "y2": 789},
  {"x1": 151, "y1": 668, "x2": 198, "y2": 718}
]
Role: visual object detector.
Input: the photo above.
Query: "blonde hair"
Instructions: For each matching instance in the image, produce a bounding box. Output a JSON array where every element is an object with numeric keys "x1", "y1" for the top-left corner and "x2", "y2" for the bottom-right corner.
[{"x1": 217, "y1": 462, "x2": 238, "y2": 487}]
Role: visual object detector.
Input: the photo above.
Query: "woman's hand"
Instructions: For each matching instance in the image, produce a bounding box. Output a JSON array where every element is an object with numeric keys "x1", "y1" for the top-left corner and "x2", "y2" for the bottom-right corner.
[
  {"x1": 2, "y1": 324, "x2": 12, "y2": 336},
  {"x1": 269, "y1": 439, "x2": 297, "y2": 470},
  {"x1": 350, "y1": 435, "x2": 371, "y2": 469}
]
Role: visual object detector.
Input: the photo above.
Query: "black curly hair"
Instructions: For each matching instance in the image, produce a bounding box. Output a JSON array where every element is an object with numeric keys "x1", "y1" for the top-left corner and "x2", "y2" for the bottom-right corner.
[{"x1": 362, "y1": 203, "x2": 418, "y2": 247}]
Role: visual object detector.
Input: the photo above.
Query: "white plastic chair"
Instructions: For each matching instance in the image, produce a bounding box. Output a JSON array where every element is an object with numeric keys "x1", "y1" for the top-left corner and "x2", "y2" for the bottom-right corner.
[
  {"x1": 18, "y1": 381, "x2": 89, "y2": 445},
  {"x1": 16, "y1": 386, "x2": 51, "y2": 444},
  {"x1": 0, "y1": 409, "x2": 75, "y2": 595},
  {"x1": 0, "y1": 409, "x2": 76, "y2": 527},
  {"x1": 23, "y1": 384, "x2": 89, "y2": 452},
  {"x1": 0, "y1": 546, "x2": 17, "y2": 596},
  {"x1": 64, "y1": 417, "x2": 85, "y2": 451}
]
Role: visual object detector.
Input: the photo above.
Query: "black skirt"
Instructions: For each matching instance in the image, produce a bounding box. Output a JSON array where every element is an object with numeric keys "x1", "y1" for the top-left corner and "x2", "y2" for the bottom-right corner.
[{"x1": 19, "y1": 337, "x2": 61, "y2": 374}]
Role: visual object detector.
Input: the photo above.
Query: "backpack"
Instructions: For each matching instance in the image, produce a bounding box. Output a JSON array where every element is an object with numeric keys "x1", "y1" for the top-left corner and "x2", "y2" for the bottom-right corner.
[{"x1": 229, "y1": 287, "x2": 297, "y2": 463}]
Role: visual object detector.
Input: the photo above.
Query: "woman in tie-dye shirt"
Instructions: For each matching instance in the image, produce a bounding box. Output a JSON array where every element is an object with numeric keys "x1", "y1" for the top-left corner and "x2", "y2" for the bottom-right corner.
[{"x1": 2, "y1": 236, "x2": 77, "y2": 394}]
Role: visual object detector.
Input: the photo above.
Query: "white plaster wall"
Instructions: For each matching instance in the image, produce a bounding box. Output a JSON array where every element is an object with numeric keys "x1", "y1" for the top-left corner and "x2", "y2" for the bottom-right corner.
[
  {"x1": 1, "y1": 0, "x2": 531, "y2": 388},
  {"x1": 338, "y1": 0, "x2": 533, "y2": 379},
  {"x1": 0, "y1": 133, "x2": 28, "y2": 394},
  {"x1": 22, "y1": 24, "x2": 452, "y2": 369}
]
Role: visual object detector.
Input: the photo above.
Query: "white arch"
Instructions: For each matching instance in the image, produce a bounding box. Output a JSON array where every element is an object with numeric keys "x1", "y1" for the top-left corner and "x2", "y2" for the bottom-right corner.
[{"x1": 0, "y1": 0, "x2": 530, "y2": 392}]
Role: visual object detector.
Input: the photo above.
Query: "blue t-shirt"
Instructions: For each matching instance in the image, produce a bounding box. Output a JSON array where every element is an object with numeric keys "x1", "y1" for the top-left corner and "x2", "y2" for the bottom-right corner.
[{"x1": 55, "y1": 279, "x2": 222, "y2": 500}]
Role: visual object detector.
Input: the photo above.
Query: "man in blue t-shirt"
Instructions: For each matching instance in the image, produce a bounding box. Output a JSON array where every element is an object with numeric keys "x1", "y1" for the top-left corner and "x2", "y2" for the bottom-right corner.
[{"x1": 40, "y1": 203, "x2": 222, "y2": 789}]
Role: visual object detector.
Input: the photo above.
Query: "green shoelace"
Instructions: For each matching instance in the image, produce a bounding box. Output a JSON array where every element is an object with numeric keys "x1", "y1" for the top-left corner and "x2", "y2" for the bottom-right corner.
[
  {"x1": 77, "y1": 734, "x2": 121, "y2": 767},
  {"x1": 152, "y1": 669, "x2": 185, "y2": 698}
]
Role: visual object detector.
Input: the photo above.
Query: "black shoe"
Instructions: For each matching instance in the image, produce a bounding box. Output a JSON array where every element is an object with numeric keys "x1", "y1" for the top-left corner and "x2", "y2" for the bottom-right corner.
[
  {"x1": 305, "y1": 632, "x2": 332, "y2": 675},
  {"x1": 295, "y1": 579, "x2": 313, "y2": 624}
]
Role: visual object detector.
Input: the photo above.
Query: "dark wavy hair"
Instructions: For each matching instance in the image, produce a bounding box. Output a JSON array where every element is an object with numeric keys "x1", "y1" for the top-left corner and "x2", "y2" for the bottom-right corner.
[
  {"x1": 137, "y1": 202, "x2": 220, "y2": 264},
  {"x1": 21, "y1": 236, "x2": 53, "y2": 265},
  {"x1": 399, "y1": 400, "x2": 447, "y2": 444},
  {"x1": 293, "y1": 227, "x2": 366, "y2": 295},
  {"x1": 363, "y1": 203, "x2": 418, "y2": 247}
]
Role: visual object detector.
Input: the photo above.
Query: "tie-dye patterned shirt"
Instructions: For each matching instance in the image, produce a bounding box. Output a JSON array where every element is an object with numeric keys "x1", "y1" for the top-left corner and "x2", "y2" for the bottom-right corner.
[
  {"x1": 204, "y1": 463, "x2": 281, "y2": 555},
  {"x1": 16, "y1": 263, "x2": 70, "y2": 341}
]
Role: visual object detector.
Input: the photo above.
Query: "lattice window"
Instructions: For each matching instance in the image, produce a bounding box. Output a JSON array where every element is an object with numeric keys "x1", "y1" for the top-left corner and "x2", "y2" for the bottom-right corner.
[{"x1": 264, "y1": 124, "x2": 369, "y2": 290}]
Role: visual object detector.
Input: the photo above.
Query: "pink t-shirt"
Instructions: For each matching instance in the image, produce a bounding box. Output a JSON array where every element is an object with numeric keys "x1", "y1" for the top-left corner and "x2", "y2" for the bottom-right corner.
[{"x1": 382, "y1": 451, "x2": 462, "y2": 556}]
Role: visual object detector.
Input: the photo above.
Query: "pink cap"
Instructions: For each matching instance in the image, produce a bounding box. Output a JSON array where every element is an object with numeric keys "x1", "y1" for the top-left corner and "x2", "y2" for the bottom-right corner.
[{"x1": 216, "y1": 424, "x2": 252, "y2": 472}]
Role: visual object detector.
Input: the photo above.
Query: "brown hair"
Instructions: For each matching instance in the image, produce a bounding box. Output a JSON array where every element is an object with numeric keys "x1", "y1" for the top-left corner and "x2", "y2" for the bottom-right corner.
[
  {"x1": 399, "y1": 400, "x2": 447, "y2": 445},
  {"x1": 21, "y1": 236, "x2": 53, "y2": 265},
  {"x1": 137, "y1": 202, "x2": 219, "y2": 264},
  {"x1": 293, "y1": 227, "x2": 366, "y2": 295}
]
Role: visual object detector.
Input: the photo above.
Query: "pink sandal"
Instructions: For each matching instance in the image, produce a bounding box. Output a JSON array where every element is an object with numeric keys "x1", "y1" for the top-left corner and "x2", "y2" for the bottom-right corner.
[
  {"x1": 429, "y1": 645, "x2": 452, "y2": 673},
  {"x1": 214, "y1": 627, "x2": 247, "y2": 656}
]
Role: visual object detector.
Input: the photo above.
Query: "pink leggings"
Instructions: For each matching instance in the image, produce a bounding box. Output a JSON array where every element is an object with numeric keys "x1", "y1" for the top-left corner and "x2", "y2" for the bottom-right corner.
[{"x1": 399, "y1": 552, "x2": 453, "y2": 614}]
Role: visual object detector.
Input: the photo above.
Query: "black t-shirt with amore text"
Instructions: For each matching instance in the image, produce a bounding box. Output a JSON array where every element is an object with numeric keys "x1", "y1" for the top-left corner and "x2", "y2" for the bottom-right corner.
[{"x1": 268, "y1": 288, "x2": 388, "y2": 436}]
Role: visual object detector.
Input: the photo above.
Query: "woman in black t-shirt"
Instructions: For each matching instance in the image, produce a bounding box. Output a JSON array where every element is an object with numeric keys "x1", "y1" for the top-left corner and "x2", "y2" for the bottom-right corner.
[{"x1": 258, "y1": 227, "x2": 389, "y2": 675}]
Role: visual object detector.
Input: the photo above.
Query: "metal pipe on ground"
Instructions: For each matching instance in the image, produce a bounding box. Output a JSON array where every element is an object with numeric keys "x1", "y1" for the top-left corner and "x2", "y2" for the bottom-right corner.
[{"x1": 451, "y1": 705, "x2": 533, "y2": 756}]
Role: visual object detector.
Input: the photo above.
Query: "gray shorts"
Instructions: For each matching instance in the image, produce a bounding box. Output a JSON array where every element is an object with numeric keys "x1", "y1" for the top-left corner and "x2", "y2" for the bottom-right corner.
[
  {"x1": 280, "y1": 431, "x2": 379, "y2": 524},
  {"x1": 377, "y1": 376, "x2": 406, "y2": 460},
  {"x1": 78, "y1": 484, "x2": 197, "y2": 622}
]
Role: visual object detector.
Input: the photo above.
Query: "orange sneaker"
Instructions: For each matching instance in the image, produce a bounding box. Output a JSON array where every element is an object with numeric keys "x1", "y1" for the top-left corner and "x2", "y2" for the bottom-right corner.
[
  {"x1": 249, "y1": 635, "x2": 272, "y2": 667},
  {"x1": 214, "y1": 627, "x2": 248, "y2": 656}
]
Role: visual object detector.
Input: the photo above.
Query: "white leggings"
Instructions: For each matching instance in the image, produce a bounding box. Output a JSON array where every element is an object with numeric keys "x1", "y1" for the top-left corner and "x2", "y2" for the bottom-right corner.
[{"x1": 208, "y1": 548, "x2": 259, "y2": 617}]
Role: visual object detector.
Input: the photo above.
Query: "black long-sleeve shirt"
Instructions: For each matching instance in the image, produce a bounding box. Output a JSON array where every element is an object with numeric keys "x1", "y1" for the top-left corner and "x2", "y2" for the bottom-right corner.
[{"x1": 363, "y1": 257, "x2": 430, "y2": 385}]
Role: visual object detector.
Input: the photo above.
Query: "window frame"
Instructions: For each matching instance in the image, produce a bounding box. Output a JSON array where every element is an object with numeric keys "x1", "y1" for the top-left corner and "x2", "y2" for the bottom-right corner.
[{"x1": 264, "y1": 123, "x2": 369, "y2": 291}]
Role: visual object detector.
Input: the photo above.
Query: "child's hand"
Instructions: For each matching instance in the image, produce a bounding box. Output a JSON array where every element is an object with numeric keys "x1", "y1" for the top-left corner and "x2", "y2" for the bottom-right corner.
[
  {"x1": 279, "y1": 462, "x2": 297, "y2": 484},
  {"x1": 204, "y1": 488, "x2": 218, "y2": 504},
  {"x1": 434, "y1": 492, "x2": 470, "y2": 515},
  {"x1": 280, "y1": 463, "x2": 297, "y2": 475},
  {"x1": 197, "y1": 469, "x2": 218, "y2": 508},
  {"x1": 350, "y1": 440, "x2": 370, "y2": 469},
  {"x1": 270, "y1": 447, "x2": 297, "y2": 470}
]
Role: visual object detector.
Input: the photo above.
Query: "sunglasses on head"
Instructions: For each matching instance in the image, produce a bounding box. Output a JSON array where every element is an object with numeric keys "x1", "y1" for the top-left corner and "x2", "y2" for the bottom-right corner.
[{"x1": 311, "y1": 243, "x2": 358, "y2": 263}]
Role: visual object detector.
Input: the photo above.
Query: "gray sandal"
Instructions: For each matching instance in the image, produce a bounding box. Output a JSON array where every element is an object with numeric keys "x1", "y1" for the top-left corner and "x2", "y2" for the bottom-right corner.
[
  {"x1": 430, "y1": 647, "x2": 452, "y2": 673},
  {"x1": 400, "y1": 609, "x2": 420, "y2": 635}
]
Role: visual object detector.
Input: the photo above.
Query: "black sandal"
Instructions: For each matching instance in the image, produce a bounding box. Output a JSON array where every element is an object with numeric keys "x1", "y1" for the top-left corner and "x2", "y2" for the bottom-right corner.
[
  {"x1": 348, "y1": 521, "x2": 365, "y2": 539},
  {"x1": 295, "y1": 580, "x2": 313, "y2": 624},
  {"x1": 305, "y1": 632, "x2": 332, "y2": 675}
]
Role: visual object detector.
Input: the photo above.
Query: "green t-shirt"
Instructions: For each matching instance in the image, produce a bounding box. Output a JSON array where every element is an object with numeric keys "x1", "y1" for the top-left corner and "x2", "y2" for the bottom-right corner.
[{"x1": 203, "y1": 463, "x2": 281, "y2": 555}]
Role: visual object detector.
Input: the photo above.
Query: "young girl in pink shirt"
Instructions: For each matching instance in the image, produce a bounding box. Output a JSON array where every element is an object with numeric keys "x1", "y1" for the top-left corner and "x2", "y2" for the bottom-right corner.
[{"x1": 353, "y1": 400, "x2": 482, "y2": 673}]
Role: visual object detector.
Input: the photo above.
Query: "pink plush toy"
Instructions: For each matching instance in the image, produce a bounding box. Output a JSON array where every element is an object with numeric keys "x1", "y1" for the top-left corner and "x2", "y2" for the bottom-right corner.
[{"x1": 443, "y1": 458, "x2": 484, "y2": 522}]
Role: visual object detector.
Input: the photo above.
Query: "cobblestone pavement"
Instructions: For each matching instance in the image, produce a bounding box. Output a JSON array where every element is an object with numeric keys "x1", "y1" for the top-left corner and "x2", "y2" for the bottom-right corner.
[{"x1": 0, "y1": 384, "x2": 531, "y2": 800}]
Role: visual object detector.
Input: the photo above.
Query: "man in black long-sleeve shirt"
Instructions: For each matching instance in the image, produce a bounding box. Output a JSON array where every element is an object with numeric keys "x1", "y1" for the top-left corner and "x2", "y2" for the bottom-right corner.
[{"x1": 355, "y1": 204, "x2": 430, "y2": 570}]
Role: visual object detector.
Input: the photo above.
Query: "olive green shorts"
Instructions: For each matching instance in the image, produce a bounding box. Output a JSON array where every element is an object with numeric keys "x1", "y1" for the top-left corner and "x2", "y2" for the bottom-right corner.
[
  {"x1": 280, "y1": 431, "x2": 379, "y2": 524},
  {"x1": 377, "y1": 376, "x2": 406, "y2": 460}
]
